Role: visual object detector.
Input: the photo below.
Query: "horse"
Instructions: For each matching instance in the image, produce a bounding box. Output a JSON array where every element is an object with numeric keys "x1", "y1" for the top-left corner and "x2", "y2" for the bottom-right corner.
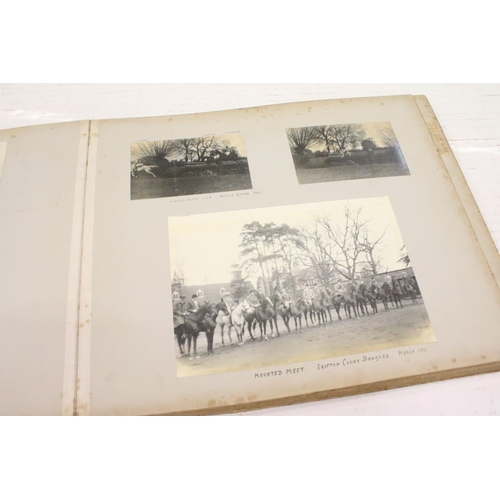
[
  {"x1": 330, "y1": 294, "x2": 344, "y2": 321},
  {"x1": 251, "y1": 292, "x2": 279, "y2": 340},
  {"x1": 231, "y1": 300, "x2": 254, "y2": 345},
  {"x1": 343, "y1": 293, "x2": 359, "y2": 319},
  {"x1": 215, "y1": 301, "x2": 234, "y2": 346},
  {"x1": 312, "y1": 297, "x2": 327, "y2": 327},
  {"x1": 361, "y1": 285, "x2": 379, "y2": 315},
  {"x1": 184, "y1": 304, "x2": 212, "y2": 359},
  {"x1": 289, "y1": 298, "x2": 305, "y2": 333},
  {"x1": 356, "y1": 283, "x2": 370, "y2": 316},
  {"x1": 202, "y1": 304, "x2": 218, "y2": 355},
  {"x1": 271, "y1": 292, "x2": 292, "y2": 334},
  {"x1": 131, "y1": 163, "x2": 157, "y2": 178},
  {"x1": 379, "y1": 283, "x2": 392, "y2": 312},
  {"x1": 174, "y1": 326, "x2": 187, "y2": 357},
  {"x1": 242, "y1": 308, "x2": 257, "y2": 341},
  {"x1": 402, "y1": 281, "x2": 418, "y2": 304},
  {"x1": 320, "y1": 290, "x2": 335, "y2": 323},
  {"x1": 392, "y1": 282, "x2": 404, "y2": 309},
  {"x1": 302, "y1": 300, "x2": 316, "y2": 328},
  {"x1": 254, "y1": 300, "x2": 279, "y2": 340},
  {"x1": 353, "y1": 288, "x2": 368, "y2": 317}
]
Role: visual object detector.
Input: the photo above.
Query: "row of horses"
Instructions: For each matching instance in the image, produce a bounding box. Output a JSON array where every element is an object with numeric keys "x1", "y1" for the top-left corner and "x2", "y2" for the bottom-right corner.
[{"x1": 176, "y1": 282, "x2": 418, "y2": 359}]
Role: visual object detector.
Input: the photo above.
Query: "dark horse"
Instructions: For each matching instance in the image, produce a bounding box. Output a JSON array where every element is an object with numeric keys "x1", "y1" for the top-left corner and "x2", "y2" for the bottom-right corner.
[
  {"x1": 254, "y1": 293, "x2": 279, "y2": 340},
  {"x1": 353, "y1": 289, "x2": 368, "y2": 317},
  {"x1": 242, "y1": 307, "x2": 257, "y2": 342},
  {"x1": 392, "y1": 281, "x2": 404, "y2": 309},
  {"x1": 402, "y1": 281, "x2": 418, "y2": 304},
  {"x1": 378, "y1": 283, "x2": 392, "y2": 312},
  {"x1": 360, "y1": 283, "x2": 378, "y2": 315},
  {"x1": 203, "y1": 304, "x2": 218, "y2": 355},
  {"x1": 330, "y1": 293, "x2": 344, "y2": 321},
  {"x1": 185, "y1": 304, "x2": 214, "y2": 359},
  {"x1": 344, "y1": 293, "x2": 359, "y2": 319}
]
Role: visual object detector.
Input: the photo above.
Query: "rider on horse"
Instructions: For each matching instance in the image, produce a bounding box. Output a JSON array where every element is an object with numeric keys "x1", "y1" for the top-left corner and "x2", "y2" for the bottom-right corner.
[
  {"x1": 401, "y1": 273, "x2": 411, "y2": 294},
  {"x1": 392, "y1": 276, "x2": 402, "y2": 295},
  {"x1": 222, "y1": 292, "x2": 235, "y2": 312},
  {"x1": 348, "y1": 280, "x2": 358, "y2": 299},
  {"x1": 187, "y1": 294, "x2": 201, "y2": 314},
  {"x1": 334, "y1": 281, "x2": 345, "y2": 297},
  {"x1": 245, "y1": 290, "x2": 261, "y2": 308},
  {"x1": 302, "y1": 284, "x2": 315, "y2": 307},
  {"x1": 173, "y1": 295, "x2": 189, "y2": 355},
  {"x1": 253, "y1": 288, "x2": 273, "y2": 309},
  {"x1": 173, "y1": 295, "x2": 188, "y2": 328},
  {"x1": 370, "y1": 277, "x2": 380, "y2": 295},
  {"x1": 274, "y1": 285, "x2": 292, "y2": 313}
]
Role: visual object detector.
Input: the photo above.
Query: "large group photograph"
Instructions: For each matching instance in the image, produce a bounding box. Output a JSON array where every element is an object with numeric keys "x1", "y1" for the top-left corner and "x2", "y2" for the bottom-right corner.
[
  {"x1": 287, "y1": 122, "x2": 410, "y2": 185},
  {"x1": 131, "y1": 133, "x2": 253, "y2": 200},
  {"x1": 169, "y1": 197, "x2": 436, "y2": 377}
]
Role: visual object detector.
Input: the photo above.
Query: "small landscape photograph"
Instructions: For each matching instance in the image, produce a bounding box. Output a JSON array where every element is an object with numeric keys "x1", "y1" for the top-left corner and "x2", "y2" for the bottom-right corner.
[
  {"x1": 131, "y1": 133, "x2": 252, "y2": 200},
  {"x1": 287, "y1": 122, "x2": 410, "y2": 185}
]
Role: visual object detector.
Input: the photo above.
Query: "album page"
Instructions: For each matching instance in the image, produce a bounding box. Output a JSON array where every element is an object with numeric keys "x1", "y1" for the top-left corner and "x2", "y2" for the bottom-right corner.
[
  {"x1": 0, "y1": 121, "x2": 89, "y2": 416},
  {"x1": 78, "y1": 96, "x2": 500, "y2": 415}
]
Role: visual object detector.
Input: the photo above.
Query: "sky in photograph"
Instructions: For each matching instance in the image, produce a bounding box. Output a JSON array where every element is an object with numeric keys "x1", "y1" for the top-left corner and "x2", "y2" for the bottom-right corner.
[
  {"x1": 131, "y1": 132, "x2": 247, "y2": 162},
  {"x1": 361, "y1": 122, "x2": 394, "y2": 146},
  {"x1": 169, "y1": 197, "x2": 408, "y2": 286},
  {"x1": 303, "y1": 121, "x2": 396, "y2": 152}
]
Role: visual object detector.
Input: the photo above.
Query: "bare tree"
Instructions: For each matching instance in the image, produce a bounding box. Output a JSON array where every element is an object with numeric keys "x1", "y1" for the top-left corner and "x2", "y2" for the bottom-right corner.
[
  {"x1": 360, "y1": 228, "x2": 387, "y2": 275},
  {"x1": 315, "y1": 207, "x2": 368, "y2": 280},
  {"x1": 314, "y1": 126, "x2": 335, "y2": 153},
  {"x1": 193, "y1": 136, "x2": 219, "y2": 162},
  {"x1": 287, "y1": 127, "x2": 321, "y2": 155},
  {"x1": 178, "y1": 138, "x2": 196, "y2": 164},
  {"x1": 329, "y1": 125, "x2": 366, "y2": 154},
  {"x1": 293, "y1": 222, "x2": 339, "y2": 286},
  {"x1": 295, "y1": 205, "x2": 388, "y2": 282},
  {"x1": 380, "y1": 126, "x2": 399, "y2": 148},
  {"x1": 133, "y1": 140, "x2": 183, "y2": 165}
]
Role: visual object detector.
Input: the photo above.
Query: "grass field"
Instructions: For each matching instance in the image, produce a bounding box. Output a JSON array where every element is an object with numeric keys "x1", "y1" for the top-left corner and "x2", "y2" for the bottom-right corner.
[
  {"x1": 296, "y1": 161, "x2": 411, "y2": 185},
  {"x1": 177, "y1": 301, "x2": 435, "y2": 377},
  {"x1": 131, "y1": 173, "x2": 253, "y2": 200}
]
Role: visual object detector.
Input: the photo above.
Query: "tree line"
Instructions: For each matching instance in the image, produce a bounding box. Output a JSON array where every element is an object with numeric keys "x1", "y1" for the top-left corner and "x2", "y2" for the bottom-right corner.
[
  {"x1": 287, "y1": 124, "x2": 398, "y2": 156},
  {"x1": 233, "y1": 205, "x2": 395, "y2": 297},
  {"x1": 133, "y1": 137, "x2": 243, "y2": 168}
]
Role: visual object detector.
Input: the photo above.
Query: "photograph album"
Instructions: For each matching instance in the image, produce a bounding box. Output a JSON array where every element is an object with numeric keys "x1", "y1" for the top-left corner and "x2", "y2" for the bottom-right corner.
[{"x1": 0, "y1": 95, "x2": 499, "y2": 415}]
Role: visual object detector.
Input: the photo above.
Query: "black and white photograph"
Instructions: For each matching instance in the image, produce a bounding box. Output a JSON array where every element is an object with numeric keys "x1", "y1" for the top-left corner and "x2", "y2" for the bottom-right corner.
[
  {"x1": 287, "y1": 122, "x2": 410, "y2": 185},
  {"x1": 169, "y1": 197, "x2": 435, "y2": 377},
  {"x1": 131, "y1": 133, "x2": 253, "y2": 200}
]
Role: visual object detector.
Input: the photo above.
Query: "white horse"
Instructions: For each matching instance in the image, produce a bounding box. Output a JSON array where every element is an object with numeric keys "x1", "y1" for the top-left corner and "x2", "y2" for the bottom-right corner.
[
  {"x1": 231, "y1": 300, "x2": 253, "y2": 346},
  {"x1": 216, "y1": 309, "x2": 233, "y2": 346},
  {"x1": 131, "y1": 163, "x2": 157, "y2": 178}
]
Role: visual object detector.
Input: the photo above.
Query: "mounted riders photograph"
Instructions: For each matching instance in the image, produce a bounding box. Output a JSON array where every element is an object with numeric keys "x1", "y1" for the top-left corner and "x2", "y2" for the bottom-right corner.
[{"x1": 169, "y1": 197, "x2": 435, "y2": 377}]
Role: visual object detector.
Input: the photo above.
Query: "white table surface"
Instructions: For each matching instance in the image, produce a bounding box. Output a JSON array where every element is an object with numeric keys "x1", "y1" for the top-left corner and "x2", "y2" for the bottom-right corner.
[{"x1": 1, "y1": 83, "x2": 499, "y2": 416}]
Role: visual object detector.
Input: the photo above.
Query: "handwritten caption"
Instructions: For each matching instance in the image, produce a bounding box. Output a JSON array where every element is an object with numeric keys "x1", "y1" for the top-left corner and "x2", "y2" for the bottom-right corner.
[
  {"x1": 169, "y1": 191, "x2": 261, "y2": 204},
  {"x1": 253, "y1": 348, "x2": 429, "y2": 379}
]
